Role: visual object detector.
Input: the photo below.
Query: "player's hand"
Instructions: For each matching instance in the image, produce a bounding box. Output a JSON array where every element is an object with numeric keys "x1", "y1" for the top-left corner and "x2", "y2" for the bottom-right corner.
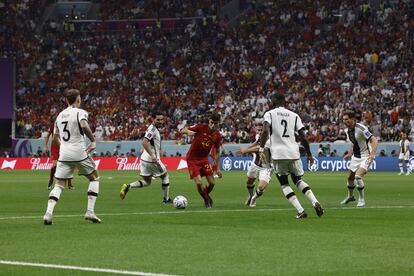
[
  {"x1": 307, "y1": 155, "x2": 314, "y2": 166},
  {"x1": 260, "y1": 152, "x2": 268, "y2": 163},
  {"x1": 367, "y1": 154, "x2": 375, "y2": 164},
  {"x1": 150, "y1": 154, "x2": 157, "y2": 162},
  {"x1": 215, "y1": 169, "x2": 222, "y2": 179},
  {"x1": 344, "y1": 154, "x2": 351, "y2": 161},
  {"x1": 42, "y1": 146, "x2": 48, "y2": 155},
  {"x1": 85, "y1": 141, "x2": 96, "y2": 154}
]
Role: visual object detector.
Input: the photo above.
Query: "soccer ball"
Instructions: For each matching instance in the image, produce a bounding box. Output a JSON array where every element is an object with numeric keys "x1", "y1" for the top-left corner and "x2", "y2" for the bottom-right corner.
[{"x1": 173, "y1": 195, "x2": 188, "y2": 209}]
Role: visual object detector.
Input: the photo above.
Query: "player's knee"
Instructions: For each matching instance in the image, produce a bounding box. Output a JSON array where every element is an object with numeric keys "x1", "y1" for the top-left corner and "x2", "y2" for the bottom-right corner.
[
  {"x1": 291, "y1": 174, "x2": 301, "y2": 185},
  {"x1": 278, "y1": 175, "x2": 289, "y2": 186}
]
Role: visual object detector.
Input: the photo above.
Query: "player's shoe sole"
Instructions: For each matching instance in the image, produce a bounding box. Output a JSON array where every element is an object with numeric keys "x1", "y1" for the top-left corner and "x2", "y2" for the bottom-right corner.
[
  {"x1": 313, "y1": 202, "x2": 324, "y2": 217},
  {"x1": 340, "y1": 195, "x2": 356, "y2": 204},
  {"x1": 119, "y1": 184, "x2": 130, "y2": 200},
  {"x1": 296, "y1": 211, "x2": 308, "y2": 219},
  {"x1": 84, "y1": 212, "x2": 102, "y2": 223}
]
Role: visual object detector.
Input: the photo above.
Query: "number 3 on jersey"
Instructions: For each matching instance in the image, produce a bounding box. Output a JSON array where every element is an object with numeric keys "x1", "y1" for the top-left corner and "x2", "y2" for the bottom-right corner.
[
  {"x1": 281, "y1": 119, "x2": 290, "y2": 137},
  {"x1": 61, "y1": 121, "x2": 71, "y2": 141}
]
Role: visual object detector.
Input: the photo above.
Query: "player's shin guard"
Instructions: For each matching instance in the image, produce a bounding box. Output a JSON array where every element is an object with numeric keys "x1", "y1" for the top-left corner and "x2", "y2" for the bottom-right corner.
[
  {"x1": 130, "y1": 179, "x2": 149, "y2": 188},
  {"x1": 87, "y1": 179, "x2": 99, "y2": 212},
  {"x1": 46, "y1": 184, "x2": 64, "y2": 214},
  {"x1": 246, "y1": 183, "x2": 255, "y2": 196},
  {"x1": 347, "y1": 180, "x2": 355, "y2": 197},
  {"x1": 281, "y1": 185, "x2": 304, "y2": 213},
  {"x1": 399, "y1": 163, "x2": 404, "y2": 173},
  {"x1": 355, "y1": 175, "x2": 365, "y2": 200},
  {"x1": 296, "y1": 180, "x2": 318, "y2": 205},
  {"x1": 161, "y1": 174, "x2": 170, "y2": 200},
  {"x1": 407, "y1": 161, "x2": 412, "y2": 173}
]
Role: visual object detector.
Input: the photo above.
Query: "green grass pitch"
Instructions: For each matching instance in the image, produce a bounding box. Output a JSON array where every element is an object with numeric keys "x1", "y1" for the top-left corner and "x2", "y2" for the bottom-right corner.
[{"x1": 0, "y1": 170, "x2": 414, "y2": 275}]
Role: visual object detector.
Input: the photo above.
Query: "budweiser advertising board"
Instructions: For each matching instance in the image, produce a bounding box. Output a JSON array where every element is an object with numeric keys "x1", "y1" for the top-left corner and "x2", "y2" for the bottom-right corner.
[{"x1": 0, "y1": 158, "x2": 189, "y2": 171}]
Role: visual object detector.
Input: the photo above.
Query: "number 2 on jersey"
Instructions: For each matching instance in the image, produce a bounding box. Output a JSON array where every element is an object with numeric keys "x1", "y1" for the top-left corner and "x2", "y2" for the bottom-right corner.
[
  {"x1": 61, "y1": 121, "x2": 71, "y2": 141},
  {"x1": 281, "y1": 119, "x2": 290, "y2": 137}
]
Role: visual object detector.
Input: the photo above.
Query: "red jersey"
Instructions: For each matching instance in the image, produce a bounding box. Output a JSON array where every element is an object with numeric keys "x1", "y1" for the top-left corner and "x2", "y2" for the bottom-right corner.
[{"x1": 186, "y1": 124, "x2": 222, "y2": 161}]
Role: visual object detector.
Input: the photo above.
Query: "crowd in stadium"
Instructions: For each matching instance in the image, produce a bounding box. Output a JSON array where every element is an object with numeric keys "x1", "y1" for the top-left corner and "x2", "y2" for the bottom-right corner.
[{"x1": 2, "y1": 0, "x2": 414, "y2": 144}]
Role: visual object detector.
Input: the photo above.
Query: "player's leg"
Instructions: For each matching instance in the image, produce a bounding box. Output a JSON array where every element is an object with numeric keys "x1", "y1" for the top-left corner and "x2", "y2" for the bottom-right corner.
[
  {"x1": 277, "y1": 173, "x2": 306, "y2": 218},
  {"x1": 355, "y1": 167, "x2": 367, "y2": 207},
  {"x1": 245, "y1": 164, "x2": 258, "y2": 205},
  {"x1": 160, "y1": 172, "x2": 172, "y2": 203},
  {"x1": 47, "y1": 160, "x2": 57, "y2": 190},
  {"x1": 249, "y1": 168, "x2": 272, "y2": 207},
  {"x1": 43, "y1": 161, "x2": 72, "y2": 225},
  {"x1": 405, "y1": 156, "x2": 411, "y2": 175},
  {"x1": 78, "y1": 156, "x2": 101, "y2": 223},
  {"x1": 192, "y1": 175, "x2": 211, "y2": 208},
  {"x1": 398, "y1": 159, "x2": 404, "y2": 175},
  {"x1": 120, "y1": 162, "x2": 153, "y2": 199},
  {"x1": 291, "y1": 174, "x2": 324, "y2": 217},
  {"x1": 341, "y1": 170, "x2": 356, "y2": 204},
  {"x1": 205, "y1": 175, "x2": 216, "y2": 207}
]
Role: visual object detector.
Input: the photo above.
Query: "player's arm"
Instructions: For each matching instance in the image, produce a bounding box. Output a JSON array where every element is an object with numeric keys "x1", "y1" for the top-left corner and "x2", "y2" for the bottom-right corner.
[
  {"x1": 368, "y1": 135, "x2": 378, "y2": 162},
  {"x1": 142, "y1": 138, "x2": 157, "y2": 161},
  {"x1": 180, "y1": 127, "x2": 196, "y2": 136},
  {"x1": 80, "y1": 119, "x2": 96, "y2": 153},
  {"x1": 235, "y1": 143, "x2": 260, "y2": 156},
  {"x1": 297, "y1": 128, "x2": 314, "y2": 165},
  {"x1": 259, "y1": 121, "x2": 270, "y2": 163},
  {"x1": 43, "y1": 130, "x2": 51, "y2": 154},
  {"x1": 213, "y1": 144, "x2": 222, "y2": 178},
  {"x1": 53, "y1": 132, "x2": 61, "y2": 148}
]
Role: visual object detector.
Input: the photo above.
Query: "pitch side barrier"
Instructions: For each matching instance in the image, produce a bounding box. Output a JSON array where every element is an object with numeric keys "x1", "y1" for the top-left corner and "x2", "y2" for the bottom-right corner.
[
  {"x1": 219, "y1": 157, "x2": 410, "y2": 172},
  {"x1": 0, "y1": 157, "x2": 409, "y2": 172}
]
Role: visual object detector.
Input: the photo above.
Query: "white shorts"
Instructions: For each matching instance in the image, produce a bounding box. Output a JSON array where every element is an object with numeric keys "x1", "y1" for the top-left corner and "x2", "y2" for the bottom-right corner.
[
  {"x1": 140, "y1": 160, "x2": 167, "y2": 177},
  {"x1": 273, "y1": 159, "x2": 304, "y2": 176},
  {"x1": 348, "y1": 156, "x2": 371, "y2": 172},
  {"x1": 246, "y1": 163, "x2": 272, "y2": 183},
  {"x1": 399, "y1": 152, "x2": 410, "y2": 160},
  {"x1": 55, "y1": 156, "x2": 96, "y2": 179}
]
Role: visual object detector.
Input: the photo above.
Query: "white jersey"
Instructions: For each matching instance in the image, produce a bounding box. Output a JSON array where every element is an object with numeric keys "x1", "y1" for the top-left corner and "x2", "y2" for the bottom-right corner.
[
  {"x1": 252, "y1": 134, "x2": 271, "y2": 167},
  {"x1": 263, "y1": 107, "x2": 304, "y2": 160},
  {"x1": 399, "y1": 139, "x2": 410, "y2": 154},
  {"x1": 54, "y1": 106, "x2": 89, "y2": 162},
  {"x1": 345, "y1": 122, "x2": 373, "y2": 158},
  {"x1": 140, "y1": 124, "x2": 162, "y2": 162}
]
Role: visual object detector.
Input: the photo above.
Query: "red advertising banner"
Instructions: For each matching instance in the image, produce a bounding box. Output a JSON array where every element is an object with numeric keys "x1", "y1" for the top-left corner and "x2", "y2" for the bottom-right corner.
[{"x1": 0, "y1": 158, "x2": 189, "y2": 171}]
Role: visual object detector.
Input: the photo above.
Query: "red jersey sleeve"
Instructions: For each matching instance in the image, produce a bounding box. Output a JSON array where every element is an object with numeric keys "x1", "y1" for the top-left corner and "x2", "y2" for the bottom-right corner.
[{"x1": 188, "y1": 124, "x2": 202, "y2": 133}]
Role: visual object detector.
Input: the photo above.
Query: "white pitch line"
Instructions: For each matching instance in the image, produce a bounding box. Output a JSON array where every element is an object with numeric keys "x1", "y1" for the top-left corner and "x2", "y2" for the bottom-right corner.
[
  {"x1": 0, "y1": 260, "x2": 178, "y2": 276},
  {"x1": 1, "y1": 205, "x2": 414, "y2": 221}
]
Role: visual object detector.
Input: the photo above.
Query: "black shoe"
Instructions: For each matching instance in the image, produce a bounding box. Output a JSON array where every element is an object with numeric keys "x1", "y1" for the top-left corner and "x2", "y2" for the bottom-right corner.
[
  {"x1": 314, "y1": 202, "x2": 324, "y2": 217},
  {"x1": 296, "y1": 211, "x2": 308, "y2": 219},
  {"x1": 47, "y1": 183, "x2": 53, "y2": 190},
  {"x1": 204, "y1": 197, "x2": 212, "y2": 209},
  {"x1": 207, "y1": 195, "x2": 213, "y2": 207},
  {"x1": 163, "y1": 197, "x2": 172, "y2": 204}
]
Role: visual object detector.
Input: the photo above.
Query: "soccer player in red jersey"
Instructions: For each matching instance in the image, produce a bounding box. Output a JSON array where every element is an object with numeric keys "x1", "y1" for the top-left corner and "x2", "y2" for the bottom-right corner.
[
  {"x1": 43, "y1": 119, "x2": 73, "y2": 190},
  {"x1": 181, "y1": 113, "x2": 222, "y2": 208}
]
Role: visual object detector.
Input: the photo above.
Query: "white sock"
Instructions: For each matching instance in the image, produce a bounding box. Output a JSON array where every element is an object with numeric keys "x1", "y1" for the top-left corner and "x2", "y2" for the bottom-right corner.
[
  {"x1": 87, "y1": 180, "x2": 99, "y2": 213},
  {"x1": 355, "y1": 176, "x2": 365, "y2": 200},
  {"x1": 46, "y1": 185, "x2": 64, "y2": 214},
  {"x1": 281, "y1": 185, "x2": 304, "y2": 213},
  {"x1": 130, "y1": 179, "x2": 150, "y2": 188},
  {"x1": 406, "y1": 161, "x2": 412, "y2": 173},
  {"x1": 399, "y1": 163, "x2": 404, "y2": 173},
  {"x1": 296, "y1": 180, "x2": 318, "y2": 205}
]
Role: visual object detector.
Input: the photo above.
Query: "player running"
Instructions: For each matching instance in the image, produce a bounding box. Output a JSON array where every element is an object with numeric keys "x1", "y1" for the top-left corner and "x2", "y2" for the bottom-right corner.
[
  {"x1": 341, "y1": 110, "x2": 378, "y2": 207},
  {"x1": 43, "y1": 89, "x2": 101, "y2": 225},
  {"x1": 181, "y1": 113, "x2": 222, "y2": 208},
  {"x1": 235, "y1": 121, "x2": 272, "y2": 207},
  {"x1": 119, "y1": 111, "x2": 172, "y2": 203},
  {"x1": 259, "y1": 93, "x2": 324, "y2": 218}
]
